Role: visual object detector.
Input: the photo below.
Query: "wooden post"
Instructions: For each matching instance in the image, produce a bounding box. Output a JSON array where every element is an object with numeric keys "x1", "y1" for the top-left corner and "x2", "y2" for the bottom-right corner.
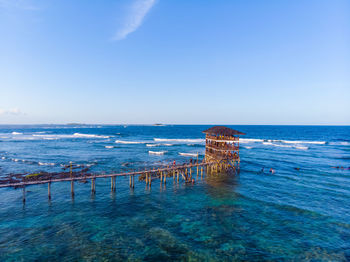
[
  {"x1": 70, "y1": 162, "x2": 72, "y2": 177},
  {"x1": 111, "y1": 177, "x2": 113, "y2": 191},
  {"x1": 177, "y1": 171, "x2": 179, "y2": 182},
  {"x1": 23, "y1": 186, "x2": 26, "y2": 203},
  {"x1": 160, "y1": 171, "x2": 163, "y2": 183},
  {"x1": 164, "y1": 171, "x2": 166, "y2": 184},
  {"x1": 201, "y1": 167, "x2": 203, "y2": 178},
  {"x1": 91, "y1": 177, "x2": 96, "y2": 193},
  {"x1": 48, "y1": 182, "x2": 51, "y2": 200},
  {"x1": 173, "y1": 169, "x2": 175, "y2": 180},
  {"x1": 129, "y1": 175, "x2": 132, "y2": 188},
  {"x1": 149, "y1": 173, "x2": 152, "y2": 187},
  {"x1": 197, "y1": 154, "x2": 199, "y2": 176},
  {"x1": 132, "y1": 175, "x2": 135, "y2": 188},
  {"x1": 71, "y1": 179, "x2": 74, "y2": 196}
]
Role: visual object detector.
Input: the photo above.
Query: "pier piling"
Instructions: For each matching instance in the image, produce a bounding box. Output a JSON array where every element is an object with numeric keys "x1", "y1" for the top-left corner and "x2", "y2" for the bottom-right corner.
[
  {"x1": 71, "y1": 180, "x2": 74, "y2": 197},
  {"x1": 22, "y1": 186, "x2": 26, "y2": 203},
  {"x1": 48, "y1": 182, "x2": 51, "y2": 200}
]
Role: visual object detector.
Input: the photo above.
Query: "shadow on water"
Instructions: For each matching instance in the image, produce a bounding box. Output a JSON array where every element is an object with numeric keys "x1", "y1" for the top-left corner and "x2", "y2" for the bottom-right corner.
[{"x1": 205, "y1": 172, "x2": 239, "y2": 201}]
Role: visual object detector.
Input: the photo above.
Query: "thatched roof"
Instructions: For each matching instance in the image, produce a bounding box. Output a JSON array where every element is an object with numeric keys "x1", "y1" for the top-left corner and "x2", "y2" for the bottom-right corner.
[{"x1": 203, "y1": 126, "x2": 245, "y2": 136}]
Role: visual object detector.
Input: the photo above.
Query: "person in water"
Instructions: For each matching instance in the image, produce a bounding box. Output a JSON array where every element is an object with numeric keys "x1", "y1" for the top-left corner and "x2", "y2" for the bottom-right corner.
[{"x1": 269, "y1": 168, "x2": 275, "y2": 174}]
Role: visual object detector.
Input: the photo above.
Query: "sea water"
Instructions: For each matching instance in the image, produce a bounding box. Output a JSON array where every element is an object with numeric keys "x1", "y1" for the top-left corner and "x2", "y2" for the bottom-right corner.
[{"x1": 0, "y1": 125, "x2": 349, "y2": 261}]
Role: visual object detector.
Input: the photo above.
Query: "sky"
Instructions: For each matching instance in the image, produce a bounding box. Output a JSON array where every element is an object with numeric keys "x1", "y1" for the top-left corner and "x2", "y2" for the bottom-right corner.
[{"x1": 0, "y1": 0, "x2": 349, "y2": 125}]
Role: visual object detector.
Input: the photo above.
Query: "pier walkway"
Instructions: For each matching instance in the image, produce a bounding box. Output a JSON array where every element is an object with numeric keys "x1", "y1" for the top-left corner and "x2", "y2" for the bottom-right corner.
[{"x1": 0, "y1": 161, "x2": 232, "y2": 202}]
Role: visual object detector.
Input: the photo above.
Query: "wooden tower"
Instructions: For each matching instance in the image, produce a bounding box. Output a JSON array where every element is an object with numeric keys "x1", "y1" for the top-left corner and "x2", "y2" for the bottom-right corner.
[{"x1": 203, "y1": 126, "x2": 245, "y2": 173}]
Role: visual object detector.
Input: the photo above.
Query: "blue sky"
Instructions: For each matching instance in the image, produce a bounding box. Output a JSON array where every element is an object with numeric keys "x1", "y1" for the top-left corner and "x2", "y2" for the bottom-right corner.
[{"x1": 0, "y1": 0, "x2": 349, "y2": 125}]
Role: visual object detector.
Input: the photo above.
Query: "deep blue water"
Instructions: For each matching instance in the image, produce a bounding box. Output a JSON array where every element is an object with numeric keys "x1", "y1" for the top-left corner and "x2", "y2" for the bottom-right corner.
[{"x1": 0, "y1": 125, "x2": 349, "y2": 261}]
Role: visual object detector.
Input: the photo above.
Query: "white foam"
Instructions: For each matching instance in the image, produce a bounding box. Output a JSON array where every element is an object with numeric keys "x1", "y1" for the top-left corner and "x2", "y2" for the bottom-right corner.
[
  {"x1": 329, "y1": 141, "x2": 350, "y2": 146},
  {"x1": 105, "y1": 146, "x2": 114, "y2": 149},
  {"x1": 149, "y1": 151, "x2": 166, "y2": 155},
  {"x1": 240, "y1": 138, "x2": 325, "y2": 145},
  {"x1": 263, "y1": 142, "x2": 273, "y2": 145},
  {"x1": 240, "y1": 138, "x2": 264, "y2": 143},
  {"x1": 281, "y1": 140, "x2": 325, "y2": 145},
  {"x1": 38, "y1": 162, "x2": 55, "y2": 166},
  {"x1": 179, "y1": 152, "x2": 198, "y2": 157},
  {"x1": 262, "y1": 142, "x2": 308, "y2": 150},
  {"x1": 146, "y1": 143, "x2": 173, "y2": 147},
  {"x1": 244, "y1": 146, "x2": 253, "y2": 149},
  {"x1": 1, "y1": 156, "x2": 6, "y2": 160},
  {"x1": 295, "y1": 146, "x2": 309, "y2": 150},
  {"x1": 146, "y1": 144, "x2": 159, "y2": 147},
  {"x1": 73, "y1": 133, "x2": 109, "y2": 139},
  {"x1": 115, "y1": 140, "x2": 146, "y2": 144},
  {"x1": 11, "y1": 132, "x2": 22, "y2": 135},
  {"x1": 154, "y1": 138, "x2": 204, "y2": 143}
]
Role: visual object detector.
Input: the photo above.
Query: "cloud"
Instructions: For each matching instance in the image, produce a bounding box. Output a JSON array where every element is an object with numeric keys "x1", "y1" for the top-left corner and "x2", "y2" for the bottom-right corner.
[
  {"x1": 113, "y1": 0, "x2": 156, "y2": 41},
  {"x1": 0, "y1": 108, "x2": 23, "y2": 115},
  {"x1": 0, "y1": 0, "x2": 40, "y2": 10}
]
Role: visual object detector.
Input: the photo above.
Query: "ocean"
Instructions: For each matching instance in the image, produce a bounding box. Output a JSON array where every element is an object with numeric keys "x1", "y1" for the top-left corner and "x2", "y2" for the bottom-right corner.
[{"x1": 0, "y1": 125, "x2": 349, "y2": 261}]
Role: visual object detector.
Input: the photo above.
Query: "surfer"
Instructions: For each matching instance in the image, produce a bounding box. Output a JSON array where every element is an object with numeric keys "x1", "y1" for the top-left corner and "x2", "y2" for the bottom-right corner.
[{"x1": 269, "y1": 168, "x2": 275, "y2": 174}]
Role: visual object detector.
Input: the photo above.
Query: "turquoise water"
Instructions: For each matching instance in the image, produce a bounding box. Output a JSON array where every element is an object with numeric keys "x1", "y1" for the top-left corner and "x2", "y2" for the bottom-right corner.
[{"x1": 0, "y1": 125, "x2": 349, "y2": 261}]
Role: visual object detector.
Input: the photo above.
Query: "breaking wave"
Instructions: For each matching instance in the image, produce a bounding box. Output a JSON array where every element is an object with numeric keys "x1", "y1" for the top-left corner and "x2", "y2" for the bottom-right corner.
[
  {"x1": 115, "y1": 140, "x2": 146, "y2": 144},
  {"x1": 38, "y1": 162, "x2": 55, "y2": 166},
  {"x1": 179, "y1": 152, "x2": 198, "y2": 157},
  {"x1": 146, "y1": 143, "x2": 174, "y2": 147},
  {"x1": 149, "y1": 151, "x2": 166, "y2": 155},
  {"x1": 329, "y1": 141, "x2": 350, "y2": 146},
  {"x1": 73, "y1": 133, "x2": 109, "y2": 139},
  {"x1": 241, "y1": 138, "x2": 325, "y2": 145},
  {"x1": 11, "y1": 132, "x2": 23, "y2": 135},
  {"x1": 154, "y1": 138, "x2": 204, "y2": 143}
]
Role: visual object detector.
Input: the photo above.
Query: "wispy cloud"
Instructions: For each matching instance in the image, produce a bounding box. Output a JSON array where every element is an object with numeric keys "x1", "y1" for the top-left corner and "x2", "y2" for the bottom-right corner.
[
  {"x1": 113, "y1": 0, "x2": 156, "y2": 41},
  {"x1": 0, "y1": 108, "x2": 23, "y2": 116},
  {"x1": 0, "y1": 0, "x2": 40, "y2": 10}
]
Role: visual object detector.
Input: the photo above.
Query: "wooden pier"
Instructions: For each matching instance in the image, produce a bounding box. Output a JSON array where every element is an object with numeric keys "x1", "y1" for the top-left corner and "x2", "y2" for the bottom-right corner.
[
  {"x1": 0, "y1": 126, "x2": 245, "y2": 203},
  {"x1": 0, "y1": 162, "x2": 227, "y2": 202}
]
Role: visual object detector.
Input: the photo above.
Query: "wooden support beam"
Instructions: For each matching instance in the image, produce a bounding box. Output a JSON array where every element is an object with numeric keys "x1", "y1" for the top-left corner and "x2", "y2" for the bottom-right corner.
[
  {"x1": 129, "y1": 176, "x2": 132, "y2": 188},
  {"x1": 23, "y1": 186, "x2": 26, "y2": 203},
  {"x1": 48, "y1": 182, "x2": 51, "y2": 200},
  {"x1": 71, "y1": 180, "x2": 74, "y2": 197}
]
